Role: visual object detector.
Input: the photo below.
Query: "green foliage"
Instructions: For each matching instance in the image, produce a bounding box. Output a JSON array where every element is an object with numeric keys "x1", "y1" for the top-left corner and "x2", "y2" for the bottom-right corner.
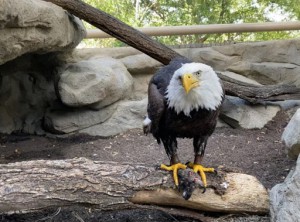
[{"x1": 81, "y1": 0, "x2": 300, "y2": 47}]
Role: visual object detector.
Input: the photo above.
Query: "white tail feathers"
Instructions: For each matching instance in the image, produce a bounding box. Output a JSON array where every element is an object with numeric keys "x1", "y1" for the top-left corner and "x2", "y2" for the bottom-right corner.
[{"x1": 143, "y1": 116, "x2": 151, "y2": 135}]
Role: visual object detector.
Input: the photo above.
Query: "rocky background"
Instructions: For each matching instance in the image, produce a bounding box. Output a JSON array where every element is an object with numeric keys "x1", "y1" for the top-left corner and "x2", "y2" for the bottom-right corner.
[
  {"x1": 1, "y1": 0, "x2": 300, "y2": 221},
  {"x1": 1, "y1": 0, "x2": 300, "y2": 138}
]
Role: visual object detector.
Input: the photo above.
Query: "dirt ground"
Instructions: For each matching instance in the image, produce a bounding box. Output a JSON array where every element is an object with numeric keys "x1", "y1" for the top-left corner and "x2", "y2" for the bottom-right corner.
[{"x1": 0, "y1": 110, "x2": 297, "y2": 222}]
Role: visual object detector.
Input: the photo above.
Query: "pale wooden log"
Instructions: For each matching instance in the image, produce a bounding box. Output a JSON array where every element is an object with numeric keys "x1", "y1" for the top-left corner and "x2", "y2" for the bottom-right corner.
[
  {"x1": 132, "y1": 173, "x2": 269, "y2": 214},
  {"x1": 0, "y1": 158, "x2": 269, "y2": 214}
]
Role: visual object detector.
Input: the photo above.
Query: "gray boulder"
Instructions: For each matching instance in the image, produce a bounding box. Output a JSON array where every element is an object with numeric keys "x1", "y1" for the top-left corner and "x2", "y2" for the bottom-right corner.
[
  {"x1": 282, "y1": 108, "x2": 300, "y2": 159},
  {"x1": 220, "y1": 96, "x2": 280, "y2": 129},
  {"x1": 189, "y1": 47, "x2": 240, "y2": 71},
  {"x1": 58, "y1": 57, "x2": 133, "y2": 109},
  {"x1": 0, "y1": 0, "x2": 86, "y2": 65},
  {"x1": 270, "y1": 156, "x2": 299, "y2": 222},
  {"x1": 120, "y1": 54, "x2": 161, "y2": 74},
  {"x1": 80, "y1": 98, "x2": 147, "y2": 137},
  {"x1": 44, "y1": 104, "x2": 117, "y2": 134},
  {"x1": 214, "y1": 40, "x2": 300, "y2": 86}
]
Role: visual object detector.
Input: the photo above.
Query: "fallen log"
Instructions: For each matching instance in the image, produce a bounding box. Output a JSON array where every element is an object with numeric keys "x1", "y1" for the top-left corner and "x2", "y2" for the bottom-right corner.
[{"x1": 0, "y1": 158, "x2": 268, "y2": 214}]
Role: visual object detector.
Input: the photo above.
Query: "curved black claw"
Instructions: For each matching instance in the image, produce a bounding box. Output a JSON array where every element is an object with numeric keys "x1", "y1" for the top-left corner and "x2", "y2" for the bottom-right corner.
[
  {"x1": 155, "y1": 164, "x2": 162, "y2": 170},
  {"x1": 202, "y1": 187, "x2": 206, "y2": 194},
  {"x1": 214, "y1": 169, "x2": 218, "y2": 175}
]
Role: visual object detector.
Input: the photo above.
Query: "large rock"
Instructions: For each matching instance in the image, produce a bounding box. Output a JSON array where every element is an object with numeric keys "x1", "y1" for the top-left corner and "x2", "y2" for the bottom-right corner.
[
  {"x1": 44, "y1": 104, "x2": 117, "y2": 134},
  {"x1": 80, "y1": 99, "x2": 147, "y2": 137},
  {"x1": 228, "y1": 62, "x2": 300, "y2": 85},
  {"x1": 120, "y1": 54, "x2": 161, "y2": 74},
  {"x1": 281, "y1": 108, "x2": 300, "y2": 159},
  {"x1": 44, "y1": 98, "x2": 147, "y2": 137},
  {"x1": 220, "y1": 96, "x2": 280, "y2": 129},
  {"x1": 220, "y1": 71, "x2": 262, "y2": 85},
  {"x1": 220, "y1": 40, "x2": 300, "y2": 66},
  {"x1": 270, "y1": 156, "x2": 300, "y2": 222},
  {"x1": 58, "y1": 57, "x2": 133, "y2": 109},
  {"x1": 0, "y1": 0, "x2": 86, "y2": 65},
  {"x1": 214, "y1": 40, "x2": 300, "y2": 86},
  {"x1": 189, "y1": 47, "x2": 240, "y2": 71}
]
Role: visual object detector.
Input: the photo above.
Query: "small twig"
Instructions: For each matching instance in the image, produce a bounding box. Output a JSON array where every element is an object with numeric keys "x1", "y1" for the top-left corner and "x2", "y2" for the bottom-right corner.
[
  {"x1": 163, "y1": 211, "x2": 179, "y2": 222},
  {"x1": 35, "y1": 207, "x2": 61, "y2": 221},
  {"x1": 72, "y1": 211, "x2": 85, "y2": 222}
]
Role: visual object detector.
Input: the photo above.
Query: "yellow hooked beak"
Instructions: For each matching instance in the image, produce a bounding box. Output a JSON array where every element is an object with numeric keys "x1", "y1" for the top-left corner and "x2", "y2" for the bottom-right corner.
[{"x1": 182, "y1": 73, "x2": 199, "y2": 94}]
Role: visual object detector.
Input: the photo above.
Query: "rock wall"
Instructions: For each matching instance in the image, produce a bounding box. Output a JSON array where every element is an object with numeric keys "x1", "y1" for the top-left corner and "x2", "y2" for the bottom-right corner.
[
  {"x1": 0, "y1": 0, "x2": 85, "y2": 134},
  {"x1": 1, "y1": 0, "x2": 300, "y2": 138},
  {"x1": 52, "y1": 39, "x2": 300, "y2": 136}
]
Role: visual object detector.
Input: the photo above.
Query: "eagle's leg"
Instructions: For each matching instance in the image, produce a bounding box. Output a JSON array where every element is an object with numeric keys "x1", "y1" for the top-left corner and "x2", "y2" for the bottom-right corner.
[
  {"x1": 188, "y1": 136, "x2": 215, "y2": 189},
  {"x1": 160, "y1": 137, "x2": 186, "y2": 186}
]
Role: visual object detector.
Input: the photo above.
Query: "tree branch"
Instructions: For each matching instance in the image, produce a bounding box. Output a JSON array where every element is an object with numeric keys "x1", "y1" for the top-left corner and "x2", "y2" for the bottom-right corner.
[{"x1": 218, "y1": 72, "x2": 300, "y2": 103}]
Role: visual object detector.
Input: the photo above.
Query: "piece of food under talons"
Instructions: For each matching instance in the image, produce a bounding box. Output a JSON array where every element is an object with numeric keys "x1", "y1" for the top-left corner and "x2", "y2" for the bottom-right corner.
[
  {"x1": 178, "y1": 168, "x2": 204, "y2": 200},
  {"x1": 160, "y1": 163, "x2": 187, "y2": 186},
  {"x1": 187, "y1": 162, "x2": 215, "y2": 191}
]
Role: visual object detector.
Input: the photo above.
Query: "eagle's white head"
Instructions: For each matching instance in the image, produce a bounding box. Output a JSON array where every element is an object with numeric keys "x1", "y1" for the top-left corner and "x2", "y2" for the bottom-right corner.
[{"x1": 166, "y1": 62, "x2": 223, "y2": 116}]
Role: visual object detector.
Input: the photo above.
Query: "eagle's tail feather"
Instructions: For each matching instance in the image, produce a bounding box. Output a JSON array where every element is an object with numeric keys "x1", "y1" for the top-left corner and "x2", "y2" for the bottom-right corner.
[{"x1": 143, "y1": 116, "x2": 152, "y2": 135}]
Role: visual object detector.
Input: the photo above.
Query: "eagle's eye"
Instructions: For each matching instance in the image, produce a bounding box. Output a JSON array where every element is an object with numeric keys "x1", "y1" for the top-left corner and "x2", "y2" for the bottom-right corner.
[
  {"x1": 178, "y1": 76, "x2": 182, "y2": 81},
  {"x1": 195, "y1": 70, "x2": 202, "y2": 76}
]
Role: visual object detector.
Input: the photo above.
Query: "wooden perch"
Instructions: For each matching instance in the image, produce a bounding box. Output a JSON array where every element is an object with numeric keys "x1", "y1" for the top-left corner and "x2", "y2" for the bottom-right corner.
[
  {"x1": 0, "y1": 158, "x2": 269, "y2": 214},
  {"x1": 43, "y1": 0, "x2": 300, "y2": 104}
]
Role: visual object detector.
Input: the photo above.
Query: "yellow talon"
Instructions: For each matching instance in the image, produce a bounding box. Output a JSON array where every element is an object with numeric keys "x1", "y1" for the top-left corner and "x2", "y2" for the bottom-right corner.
[
  {"x1": 187, "y1": 162, "x2": 215, "y2": 187},
  {"x1": 161, "y1": 163, "x2": 187, "y2": 186}
]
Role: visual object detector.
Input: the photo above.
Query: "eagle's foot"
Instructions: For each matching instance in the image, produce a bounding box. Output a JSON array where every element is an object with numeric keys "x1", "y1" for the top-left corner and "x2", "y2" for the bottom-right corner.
[
  {"x1": 160, "y1": 163, "x2": 187, "y2": 186},
  {"x1": 187, "y1": 162, "x2": 215, "y2": 188}
]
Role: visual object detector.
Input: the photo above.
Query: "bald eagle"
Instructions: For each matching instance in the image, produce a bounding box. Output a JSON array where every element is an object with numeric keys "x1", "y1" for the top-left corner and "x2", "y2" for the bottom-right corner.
[{"x1": 143, "y1": 57, "x2": 224, "y2": 199}]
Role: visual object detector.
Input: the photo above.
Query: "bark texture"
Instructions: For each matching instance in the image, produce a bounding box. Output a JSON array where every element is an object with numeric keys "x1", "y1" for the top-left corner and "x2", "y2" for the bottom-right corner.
[
  {"x1": 0, "y1": 158, "x2": 269, "y2": 214},
  {"x1": 0, "y1": 158, "x2": 162, "y2": 213}
]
